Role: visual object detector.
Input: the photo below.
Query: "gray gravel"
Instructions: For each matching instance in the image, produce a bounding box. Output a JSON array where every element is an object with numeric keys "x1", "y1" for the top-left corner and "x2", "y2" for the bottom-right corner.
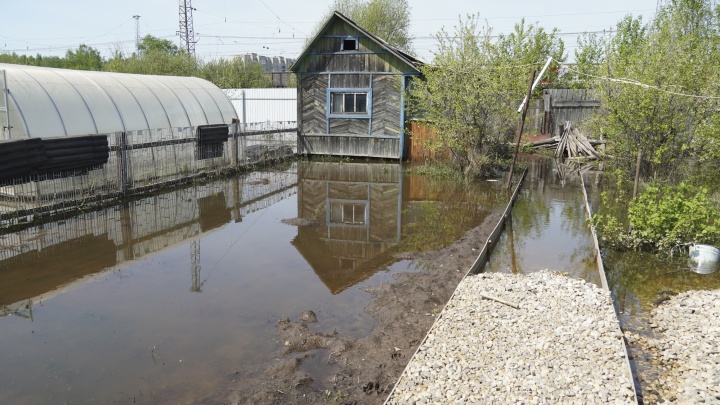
[
  {"x1": 645, "y1": 289, "x2": 720, "y2": 404},
  {"x1": 386, "y1": 271, "x2": 636, "y2": 404}
]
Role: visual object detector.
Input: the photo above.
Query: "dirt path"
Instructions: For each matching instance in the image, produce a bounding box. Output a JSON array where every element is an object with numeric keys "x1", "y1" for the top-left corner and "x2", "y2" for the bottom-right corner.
[{"x1": 227, "y1": 212, "x2": 501, "y2": 405}]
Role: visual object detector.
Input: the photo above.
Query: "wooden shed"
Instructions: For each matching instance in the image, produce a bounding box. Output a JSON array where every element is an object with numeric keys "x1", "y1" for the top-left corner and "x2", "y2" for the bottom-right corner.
[{"x1": 289, "y1": 11, "x2": 422, "y2": 160}]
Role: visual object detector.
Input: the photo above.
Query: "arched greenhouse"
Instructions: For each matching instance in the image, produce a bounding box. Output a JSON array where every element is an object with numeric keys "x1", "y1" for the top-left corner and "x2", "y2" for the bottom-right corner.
[{"x1": 0, "y1": 63, "x2": 271, "y2": 223}]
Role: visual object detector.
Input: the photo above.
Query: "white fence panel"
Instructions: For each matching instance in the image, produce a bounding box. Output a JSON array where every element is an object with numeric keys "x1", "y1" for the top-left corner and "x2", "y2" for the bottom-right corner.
[{"x1": 224, "y1": 88, "x2": 296, "y2": 128}]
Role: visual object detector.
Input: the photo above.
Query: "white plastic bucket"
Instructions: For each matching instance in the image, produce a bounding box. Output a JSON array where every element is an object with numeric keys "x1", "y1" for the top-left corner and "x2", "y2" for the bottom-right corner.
[{"x1": 688, "y1": 244, "x2": 720, "y2": 275}]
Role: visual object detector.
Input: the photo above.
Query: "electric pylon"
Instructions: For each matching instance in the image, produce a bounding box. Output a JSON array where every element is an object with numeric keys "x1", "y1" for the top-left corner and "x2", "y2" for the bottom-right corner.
[
  {"x1": 178, "y1": 0, "x2": 197, "y2": 55},
  {"x1": 133, "y1": 15, "x2": 141, "y2": 52}
]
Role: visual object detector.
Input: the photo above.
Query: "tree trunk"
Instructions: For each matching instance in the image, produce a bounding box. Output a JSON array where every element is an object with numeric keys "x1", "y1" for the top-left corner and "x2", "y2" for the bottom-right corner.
[{"x1": 633, "y1": 148, "x2": 642, "y2": 199}]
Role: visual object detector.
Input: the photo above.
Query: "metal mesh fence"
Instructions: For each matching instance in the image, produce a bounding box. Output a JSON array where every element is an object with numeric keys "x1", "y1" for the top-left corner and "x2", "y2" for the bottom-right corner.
[{"x1": 1, "y1": 102, "x2": 297, "y2": 228}]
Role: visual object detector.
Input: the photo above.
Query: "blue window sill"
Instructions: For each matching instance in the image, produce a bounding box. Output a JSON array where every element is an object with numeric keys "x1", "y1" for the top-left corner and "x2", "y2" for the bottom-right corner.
[{"x1": 328, "y1": 114, "x2": 370, "y2": 119}]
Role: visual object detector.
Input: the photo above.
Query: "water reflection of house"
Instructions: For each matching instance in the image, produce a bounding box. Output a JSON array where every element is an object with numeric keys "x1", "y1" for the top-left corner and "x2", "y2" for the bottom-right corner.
[
  {"x1": 293, "y1": 161, "x2": 401, "y2": 294},
  {"x1": 0, "y1": 168, "x2": 298, "y2": 314}
]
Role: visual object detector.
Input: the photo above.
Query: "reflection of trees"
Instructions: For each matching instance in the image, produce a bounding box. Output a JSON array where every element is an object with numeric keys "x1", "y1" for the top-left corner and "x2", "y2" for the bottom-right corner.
[
  {"x1": 510, "y1": 189, "x2": 550, "y2": 239},
  {"x1": 401, "y1": 201, "x2": 490, "y2": 252},
  {"x1": 488, "y1": 156, "x2": 600, "y2": 281},
  {"x1": 567, "y1": 244, "x2": 600, "y2": 285},
  {"x1": 400, "y1": 170, "x2": 503, "y2": 253},
  {"x1": 560, "y1": 194, "x2": 590, "y2": 240}
]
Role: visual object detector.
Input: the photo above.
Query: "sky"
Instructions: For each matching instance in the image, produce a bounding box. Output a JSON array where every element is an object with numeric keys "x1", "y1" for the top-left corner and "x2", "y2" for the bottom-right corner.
[{"x1": 1, "y1": 0, "x2": 660, "y2": 63}]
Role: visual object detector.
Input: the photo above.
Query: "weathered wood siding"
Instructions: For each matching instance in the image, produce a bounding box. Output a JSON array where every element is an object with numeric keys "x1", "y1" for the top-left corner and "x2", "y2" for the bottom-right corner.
[
  {"x1": 297, "y1": 71, "x2": 405, "y2": 158},
  {"x1": 299, "y1": 135, "x2": 400, "y2": 159},
  {"x1": 294, "y1": 17, "x2": 418, "y2": 159},
  {"x1": 292, "y1": 20, "x2": 414, "y2": 74},
  {"x1": 330, "y1": 74, "x2": 371, "y2": 88},
  {"x1": 544, "y1": 89, "x2": 599, "y2": 136},
  {"x1": 300, "y1": 74, "x2": 328, "y2": 134},
  {"x1": 297, "y1": 73, "x2": 404, "y2": 158},
  {"x1": 370, "y1": 75, "x2": 402, "y2": 136}
]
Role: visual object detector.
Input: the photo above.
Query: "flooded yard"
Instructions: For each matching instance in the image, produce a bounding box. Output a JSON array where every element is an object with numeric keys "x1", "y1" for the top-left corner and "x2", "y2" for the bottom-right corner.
[
  {"x1": 485, "y1": 157, "x2": 601, "y2": 286},
  {"x1": 485, "y1": 156, "x2": 720, "y2": 403},
  {"x1": 0, "y1": 160, "x2": 505, "y2": 404}
]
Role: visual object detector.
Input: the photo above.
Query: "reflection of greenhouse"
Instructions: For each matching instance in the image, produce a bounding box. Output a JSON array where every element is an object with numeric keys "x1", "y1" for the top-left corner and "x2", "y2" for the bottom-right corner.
[
  {"x1": 0, "y1": 165, "x2": 297, "y2": 317},
  {"x1": 293, "y1": 162, "x2": 402, "y2": 294}
]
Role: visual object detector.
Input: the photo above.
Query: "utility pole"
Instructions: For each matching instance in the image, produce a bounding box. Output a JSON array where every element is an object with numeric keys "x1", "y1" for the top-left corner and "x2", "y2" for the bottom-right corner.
[
  {"x1": 178, "y1": 0, "x2": 197, "y2": 55},
  {"x1": 133, "y1": 15, "x2": 141, "y2": 52},
  {"x1": 506, "y1": 70, "x2": 536, "y2": 190}
]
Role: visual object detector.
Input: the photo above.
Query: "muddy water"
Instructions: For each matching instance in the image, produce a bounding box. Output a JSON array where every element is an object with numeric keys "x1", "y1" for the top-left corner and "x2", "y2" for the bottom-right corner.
[
  {"x1": 597, "y1": 195, "x2": 720, "y2": 402},
  {"x1": 486, "y1": 156, "x2": 720, "y2": 401},
  {"x1": 484, "y1": 157, "x2": 601, "y2": 286},
  {"x1": 0, "y1": 160, "x2": 504, "y2": 404}
]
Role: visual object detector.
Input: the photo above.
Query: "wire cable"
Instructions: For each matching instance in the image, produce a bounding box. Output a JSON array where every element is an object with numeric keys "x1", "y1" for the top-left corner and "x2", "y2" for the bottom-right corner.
[{"x1": 558, "y1": 58, "x2": 720, "y2": 100}]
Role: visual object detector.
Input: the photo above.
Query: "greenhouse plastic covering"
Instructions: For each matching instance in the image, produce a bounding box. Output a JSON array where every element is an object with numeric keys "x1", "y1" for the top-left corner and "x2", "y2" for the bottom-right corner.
[{"x1": 0, "y1": 63, "x2": 237, "y2": 139}]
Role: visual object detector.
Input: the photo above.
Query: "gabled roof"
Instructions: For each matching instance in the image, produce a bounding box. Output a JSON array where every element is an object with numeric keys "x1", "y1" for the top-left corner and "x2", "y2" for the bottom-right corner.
[{"x1": 289, "y1": 11, "x2": 423, "y2": 73}]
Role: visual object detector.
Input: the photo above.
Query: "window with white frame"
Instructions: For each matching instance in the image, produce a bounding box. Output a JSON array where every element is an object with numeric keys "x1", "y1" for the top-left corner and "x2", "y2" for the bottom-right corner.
[
  {"x1": 329, "y1": 201, "x2": 367, "y2": 225},
  {"x1": 330, "y1": 92, "x2": 367, "y2": 114}
]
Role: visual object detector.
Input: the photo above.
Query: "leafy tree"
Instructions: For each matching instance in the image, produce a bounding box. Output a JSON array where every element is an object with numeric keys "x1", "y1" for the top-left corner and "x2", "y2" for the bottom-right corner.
[
  {"x1": 0, "y1": 52, "x2": 66, "y2": 68},
  {"x1": 199, "y1": 58, "x2": 271, "y2": 88},
  {"x1": 309, "y1": 0, "x2": 413, "y2": 54},
  {"x1": 137, "y1": 35, "x2": 179, "y2": 56},
  {"x1": 408, "y1": 14, "x2": 565, "y2": 177},
  {"x1": 492, "y1": 19, "x2": 566, "y2": 92},
  {"x1": 104, "y1": 36, "x2": 197, "y2": 76},
  {"x1": 577, "y1": 0, "x2": 720, "y2": 181},
  {"x1": 64, "y1": 44, "x2": 103, "y2": 71},
  {"x1": 1, "y1": 44, "x2": 101, "y2": 71},
  {"x1": 104, "y1": 49, "x2": 198, "y2": 76},
  {"x1": 583, "y1": 0, "x2": 720, "y2": 252}
]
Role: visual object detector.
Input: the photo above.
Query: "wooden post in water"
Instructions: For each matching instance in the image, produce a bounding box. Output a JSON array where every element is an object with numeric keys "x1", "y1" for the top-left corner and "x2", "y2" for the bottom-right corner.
[
  {"x1": 506, "y1": 70, "x2": 537, "y2": 190},
  {"x1": 633, "y1": 148, "x2": 642, "y2": 198}
]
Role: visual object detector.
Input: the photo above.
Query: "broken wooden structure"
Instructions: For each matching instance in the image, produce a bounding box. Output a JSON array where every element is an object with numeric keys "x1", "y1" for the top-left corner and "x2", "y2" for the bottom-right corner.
[{"x1": 529, "y1": 121, "x2": 605, "y2": 159}]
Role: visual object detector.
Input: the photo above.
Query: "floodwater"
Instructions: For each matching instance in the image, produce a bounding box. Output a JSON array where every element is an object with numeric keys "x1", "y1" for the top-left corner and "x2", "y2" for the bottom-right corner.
[
  {"x1": 485, "y1": 156, "x2": 720, "y2": 401},
  {"x1": 0, "y1": 160, "x2": 505, "y2": 404},
  {"x1": 596, "y1": 184, "x2": 720, "y2": 400},
  {"x1": 484, "y1": 156, "x2": 601, "y2": 286}
]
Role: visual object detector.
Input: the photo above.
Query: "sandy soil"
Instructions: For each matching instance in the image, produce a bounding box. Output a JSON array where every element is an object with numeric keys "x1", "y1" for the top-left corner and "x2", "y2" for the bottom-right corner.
[{"x1": 227, "y1": 213, "x2": 501, "y2": 405}]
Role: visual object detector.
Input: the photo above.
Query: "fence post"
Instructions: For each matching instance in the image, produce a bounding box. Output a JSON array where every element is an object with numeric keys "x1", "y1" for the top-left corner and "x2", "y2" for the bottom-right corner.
[
  {"x1": 1, "y1": 70, "x2": 11, "y2": 140},
  {"x1": 230, "y1": 119, "x2": 239, "y2": 166},
  {"x1": 241, "y1": 90, "x2": 247, "y2": 133},
  {"x1": 116, "y1": 131, "x2": 128, "y2": 195}
]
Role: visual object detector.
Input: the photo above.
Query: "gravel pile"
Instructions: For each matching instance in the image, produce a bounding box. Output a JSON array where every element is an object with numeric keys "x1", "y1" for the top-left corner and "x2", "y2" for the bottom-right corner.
[
  {"x1": 646, "y1": 289, "x2": 720, "y2": 403},
  {"x1": 386, "y1": 271, "x2": 636, "y2": 404}
]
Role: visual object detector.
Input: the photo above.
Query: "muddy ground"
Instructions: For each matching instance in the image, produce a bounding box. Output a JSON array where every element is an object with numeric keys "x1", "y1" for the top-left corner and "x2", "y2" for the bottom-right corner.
[{"x1": 226, "y1": 213, "x2": 501, "y2": 405}]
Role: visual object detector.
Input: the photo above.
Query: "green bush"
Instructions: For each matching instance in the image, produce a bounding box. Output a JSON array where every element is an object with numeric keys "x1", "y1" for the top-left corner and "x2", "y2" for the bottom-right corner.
[
  {"x1": 630, "y1": 183, "x2": 720, "y2": 251},
  {"x1": 595, "y1": 182, "x2": 720, "y2": 253}
]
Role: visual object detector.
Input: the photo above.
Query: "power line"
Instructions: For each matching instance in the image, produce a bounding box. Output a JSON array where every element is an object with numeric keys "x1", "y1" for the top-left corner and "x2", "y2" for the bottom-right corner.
[
  {"x1": 559, "y1": 60, "x2": 720, "y2": 100},
  {"x1": 412, "y1": 8, "x2": 655, "y2": 22},
  {"x1": 199, "y1": 29, "x2": 616, "y2": 41},
  {"x1": 257, "y1": 0, "x2": 304, "y2": 36}
]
